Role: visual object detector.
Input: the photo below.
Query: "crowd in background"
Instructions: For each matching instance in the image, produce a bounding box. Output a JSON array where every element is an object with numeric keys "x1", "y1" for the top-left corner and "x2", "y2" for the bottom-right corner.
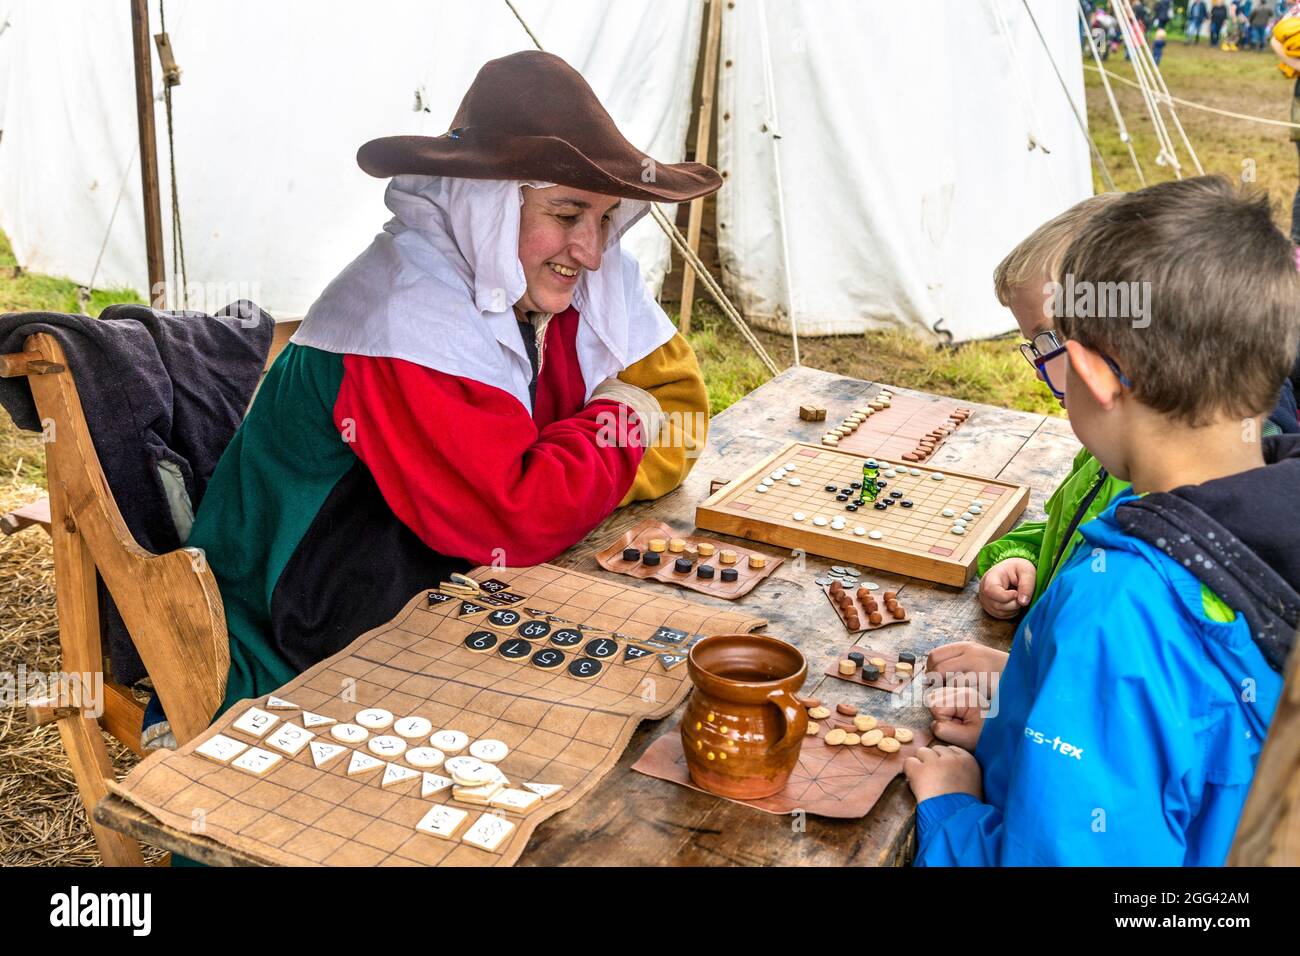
[{"x1": 1081, "y1": 1, "x2": 1300, "y2": 61}]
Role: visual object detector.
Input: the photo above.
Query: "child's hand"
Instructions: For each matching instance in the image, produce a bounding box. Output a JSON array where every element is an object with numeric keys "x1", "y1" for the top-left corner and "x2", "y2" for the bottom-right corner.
[
  {"x1": 904, "y1": 745, "x2": 983, "y2": 803},
  {"x1": 927, "y1": 640, "x2": 1009, "y2": 686},
  {"x1": 978, "y1": 558, "x2": 1036, "y2": 619},
  {"x1": 926, "y1": 685, "x2": 987, "y2": 751}
]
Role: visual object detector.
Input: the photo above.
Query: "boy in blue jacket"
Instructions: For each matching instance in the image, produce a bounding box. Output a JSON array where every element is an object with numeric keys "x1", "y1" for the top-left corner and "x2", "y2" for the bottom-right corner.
[{"x1": 904, "y1": 176, "x2": 1300, "y2": 866}]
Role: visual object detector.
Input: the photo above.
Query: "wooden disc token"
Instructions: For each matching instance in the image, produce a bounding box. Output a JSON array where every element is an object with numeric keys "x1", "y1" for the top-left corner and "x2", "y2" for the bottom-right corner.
[
  {"x1": 824, "y1": 728, "x2": 848, "y2": 746},
  {"x1": 498, "y1": 637, "x2": 532, "y2": 660},
  {"x1": 469, "y1": 739, "x2": 510, "y2": 763},
  {"x1": 463, "y1": 631, "x2": 499, "y2": 653},
  {"x1": 487, "y1": 608, "x2": 522, "y2": 629},
  {"x1": 697, "y1": 542, "x2": 716, "y2": 557},
  {"x1": 648, "y1": 538, "x2": 667, "y2": 552},
  {"x1": 567, "y1": 657, "x2": 603, "y2": 680},
  {"x1": 549, "y1": 628, "x2": 583, "y2": 647},
  {"x1": 748, "y1": 554, "x2": 767, "y2": 569},
  {"x1": 583, "y1": 637, "x2": 619, "y2": 659},
  {"x1": 808, "y1": 706, "x2": 831, "y2": 719},
  {"x1": 394, "y1": 716, "x2": 433, "y2": 739},
  {"x1": 430, "y1": 729, "x2": 468, "y2": 754},
  {"x1": 531, "y1": 647, "x2": 566, "y2": 670},
  {"x1": 405, "y1": 746, "x2": 445, "y2": 769},
  {"x1": 877, "y1": 736, "x2": 902, "y2": 754},
  {"x1": 893, "y1": 727, "x2": 915, "y2": 743},
  {"x1": 860, "y1": 729, "x2": 884, "y2": 747},
  {"x1": 355, "y1": 708, "x2": 394, "y2": 730},
  {"x1": 853, "y1": 714, "x2": 878, "y2": 733},
  {"x1": 516, "y1": 619, "x2": 552, "y2": 641},
  {"x1": 806, "y1": 722, "x2": 820, "y2": 736},
  {"x1": 668, "y1": 537, "x2": 687, "y2": 553},
  {"x1": 719, "y1": 550, "x2": 738, "y2": 565},
  {"x1": 844, "y1": 733, "x2": 860, "y2": 746},
  {"x1": 838, "y1": 659, "x2": 856, "y2": 676},
  {"x1": 836, "y1": 702, "x2": 858, "y2": 716}
]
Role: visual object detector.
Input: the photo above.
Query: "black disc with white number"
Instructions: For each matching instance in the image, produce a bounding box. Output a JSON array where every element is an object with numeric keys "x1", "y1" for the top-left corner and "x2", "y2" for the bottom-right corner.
[
  {"x1": 531, "y1": 648, "x2": 566, "y2": 670},
  {"x1": 583, "y1": 637, "x2": 619, "y2": 659},
  {"x1": 463, "y1": 631, "x2": 498, "y2": 653},
  {"x1": 498, "y1": 637, "x2": 533, "y2": 660},
  {"x1": 550, "y1": 628, "x2": 583, "y2": 647},
  {"x1": 487, "y1": 609, "x2": 522, "y2": 629},
  {"x1": 517, "y1": 620, "x2": 552, "y2": 641},
  {"x1": 567, "y1": 657, "x2": 604, "y2": 680}
]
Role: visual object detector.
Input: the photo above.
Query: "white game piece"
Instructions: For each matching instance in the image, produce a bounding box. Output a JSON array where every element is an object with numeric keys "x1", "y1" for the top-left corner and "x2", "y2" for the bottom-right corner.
[
  {"x1": 347, "y1": 751, "x2": 384, "y2": 777},
  {"x1": 430, "y1": 729, "x2": 469, "y2": 754},
  {"x1": 864, "y1": 582, "x2": 880, "y2": 590},
  {"x1": 868, "y1": 530, "x2": 883, "y2": 540},
  {"x1": 955, "y1": 518, "x2": 968, "y2": 528},
  {"x1": 788, "y1": 478, "x2": 802, "y2": 486},
  {"x1": 931, "y1": 473, "x2": 945, "y2": 481},
  {"x1": 469, "y1": 739, "x2": 510, "y2": 763},
  {"x1": 393, "y1": 715, "x2": 432, "y2": 739},
  {"x1": 941, "y1": 508, "x2": 956, "y2": 518},
  {"x1": 830, "y1": 518, "x2": 846, "y2": 530},
  {"x1": 883, "y1": 469, "x2": 897, "y2": 478},
  {"x1": 755, "y1": 485, "x2": 768, "y2": 493},
  {"x1": 405, "y1": 747, "x2": 446, "y2": 769},
  {"x1": 951, "y1": 526, "x2": 967, "y2": 535},
  {"x1": 909, "y1": 468, "x2": 921, "y2": 476},
  {"x1": 447, "y1": 755, "x2": 498, "y2": 786},
  {"x1": 300, "y1": 711, "x2": 337, "y2": 729},
  {"x1": 330, "y1": 722, "x2": 368, "y2": 744},
  {"x1": 462, "y1": 813, "x2": 516, "y2": 852},
  {"x1": 969, "y1": 504, "x2": 983, "y2": 514},
  {"x1": 368, "y1": 734, "x2": 407, "y2": 758},
  {"x1": 865, "y1": 458, "x2": 878, "y2": 467},
  {"x1": 264, "y1": 722, "x2": 316, "y2": 757},
  {"x1": 415, "y1": 804, "x2": 469, "y2": 840},
  {"x1": 381, "y1": 762, "x2": 421, "y2": 789},
  {"x1": 489, "y1": 788, "x2": 542, "y2": 812},
  {"x1": 960, "y1": 511, "x2": 974, "y2": 522},
  {"x1": 355, "y1": 708, "x2": 394, "y2": 730},
  {"x1": 421, "y1": 772, "x2": 454, "y2": 797},
  {"x1": 813, "y1": 516, "x2": 829, "y2": 527},
  {"x1": 231, "y1": 747, "x2": 281, "y2": 776},
  {"x1": 784, "y1": 462, "x2": 797, "y2": 471},
  {"x1": 769, "y1": 470, "x2": 785, "y2": 481},
  {"x1": 523, "y1": 782, "x2": 563, "y2": 800},
  {"x1": 196, "y1": 734, "x2": 248, "y2": 764},
  {"x1": 264, "y1": 695, "x2": 299, "y2": 710},
  {"x1": 853, "y1": 526, "x2": 866, "y2": 536},
  {"x1": 971, "y1": 500, "x2": 986, "y2": 509},
  {"x1": 792, "y1": 511, "x2": 806, "y2": 521},
  {"x1": 760, "y1": 478, "x2": 773, "y2": 487},
  {"x1": 231, "y1": 707, "x2": 279, "y2": 738},
  {"x1": 309, "y1": 740, "x2": 348, "y2": 769},
  {"x1": 453, "y1": 781, "x2": 505, "y2": 804}
]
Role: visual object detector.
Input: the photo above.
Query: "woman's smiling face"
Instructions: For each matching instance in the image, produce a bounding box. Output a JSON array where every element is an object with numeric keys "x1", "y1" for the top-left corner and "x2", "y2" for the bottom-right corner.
[{"x1": 515, "y1": 185, "x2": 621, "y2": 315}]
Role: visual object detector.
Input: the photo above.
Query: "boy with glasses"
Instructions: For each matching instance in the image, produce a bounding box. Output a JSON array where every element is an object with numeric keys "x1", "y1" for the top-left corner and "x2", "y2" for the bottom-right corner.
[{"x1": 906, "y1": 176, "x2": 1300, "y2": 865}]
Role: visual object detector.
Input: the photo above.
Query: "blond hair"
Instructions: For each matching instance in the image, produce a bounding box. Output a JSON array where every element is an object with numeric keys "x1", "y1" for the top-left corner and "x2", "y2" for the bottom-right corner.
[{"x1": 993, "y1": 193, "x2": 1126, "y2": 306}]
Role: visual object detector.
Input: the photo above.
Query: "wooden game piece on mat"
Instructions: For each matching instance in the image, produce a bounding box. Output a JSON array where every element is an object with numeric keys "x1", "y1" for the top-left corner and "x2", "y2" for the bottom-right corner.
[
  {"x1": 382, "y1": 763, "x2": 421, "y2": 789},
  {"x1": 825, "y1": 645, "x2": 923, "y2": 694},
  {"x1": 421, "y1": 773, "x2": 454, "y2": 798},
  {"x1": 415, "y1": 804, "x2": 469, "y2": 841},
  {"x1": 231, "y1": 707, "x2": 278, "y2": 739},
  {"x1": 195, "y1": 735, "x2": 247, "y2": 764},
  {"x1": 264, "y1": 695, "x2": 299, "y2": 710},
  {"x1": 231, "y1": 748, "x2": 281, "y2": 776},
  {"x1": 309, "y1": 741, "x2": 348, "y2": 770},
  {"x1": 696, "y1": 440, "x2": 1028, "y2": 587},
  {"x1": 523, "y1": 782, "x2": 562, "y2": 800},
  {"x1": 462, "y1": 813, "x2": 515, "y2": 852},
  {"x1": 595, "y1": 518, "x2": 782, "y2": 600},
  {"x1": 330, "y1": 723, "x2": 368, "y2": 744},
  {"x1": 822, "y1": 579, "x2": 909, "y2": 634}
]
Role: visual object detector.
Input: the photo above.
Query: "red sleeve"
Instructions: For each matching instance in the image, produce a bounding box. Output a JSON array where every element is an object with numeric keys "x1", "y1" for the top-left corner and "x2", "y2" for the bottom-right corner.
[{"x1": 333, "y1": 354, "x2": 646, "y2": 566}]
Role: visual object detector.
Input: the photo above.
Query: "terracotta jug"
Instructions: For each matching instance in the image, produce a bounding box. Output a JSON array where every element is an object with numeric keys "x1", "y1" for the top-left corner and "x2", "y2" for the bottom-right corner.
[{"x1": 681, "y1": 633, "x2": 808, "y2": 799}]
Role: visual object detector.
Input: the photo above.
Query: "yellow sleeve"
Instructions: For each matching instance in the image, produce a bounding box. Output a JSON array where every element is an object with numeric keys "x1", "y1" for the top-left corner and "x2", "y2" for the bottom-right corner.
[{"x1": 616, "y1": 332, "x2": 709, "y2": 504}]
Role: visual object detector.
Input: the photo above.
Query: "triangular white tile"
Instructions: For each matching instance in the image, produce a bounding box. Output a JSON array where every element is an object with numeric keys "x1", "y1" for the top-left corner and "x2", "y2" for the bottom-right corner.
[
  {"x1": 347, "y1": 751, "x2": 384, "y2": 776},
  {"x1": 301, "y1": 711, "x2": 337, "y2": 728},
  {"x1": 310, "y1": 741, "x2": 348, "y2": 769}
]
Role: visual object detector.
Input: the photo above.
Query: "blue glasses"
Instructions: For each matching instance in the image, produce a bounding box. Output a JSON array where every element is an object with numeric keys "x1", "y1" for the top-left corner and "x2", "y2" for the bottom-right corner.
[{"x1": 1020, "y1": 329, "x2": 1132, "y2": 400}]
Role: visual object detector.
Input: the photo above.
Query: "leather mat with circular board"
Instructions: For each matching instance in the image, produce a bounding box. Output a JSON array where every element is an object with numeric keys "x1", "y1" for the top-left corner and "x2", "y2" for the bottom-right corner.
[
  {"x1": 632, "y1": 714, "x2": 932, "y2": 819},
  {"x1": 595, "y1": 518, "x2": 782, "y2": 599}
]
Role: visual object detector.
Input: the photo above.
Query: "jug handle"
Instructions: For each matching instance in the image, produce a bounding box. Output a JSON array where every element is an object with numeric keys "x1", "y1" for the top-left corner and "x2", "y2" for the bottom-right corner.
[{"x1": 767, "y1": 686, "x2": 807, "y2": 750}]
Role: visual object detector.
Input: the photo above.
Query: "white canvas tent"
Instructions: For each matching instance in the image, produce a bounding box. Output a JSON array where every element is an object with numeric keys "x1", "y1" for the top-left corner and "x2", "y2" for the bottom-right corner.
[{"x1": 0, "y1": 0, "x2": 1092, "y2": 343}]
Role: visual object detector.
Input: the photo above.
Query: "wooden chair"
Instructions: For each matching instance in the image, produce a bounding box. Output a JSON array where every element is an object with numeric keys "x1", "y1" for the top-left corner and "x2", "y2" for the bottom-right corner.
[{"x1": 0, "y1": 318, "x2": 298, "y2": 865}]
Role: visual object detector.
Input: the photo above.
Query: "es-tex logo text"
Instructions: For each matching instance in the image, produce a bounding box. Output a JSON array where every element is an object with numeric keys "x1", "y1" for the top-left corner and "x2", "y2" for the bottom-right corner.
[
  {"x1": 49, "y1": 886, "x2": 151, "y2": 936},
  {"x1": 1024, "y1": 726, "x2": 1085, "y2": 760}
]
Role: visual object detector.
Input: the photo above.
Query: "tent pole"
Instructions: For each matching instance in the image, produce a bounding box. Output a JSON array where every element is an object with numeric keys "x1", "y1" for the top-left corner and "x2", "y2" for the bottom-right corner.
[
  {"x1": 129, "y1": 0, "x2": 165, "y2": 304},
  {"x1": 678, "y1": 0, "x2": 723, "y2": 336}
]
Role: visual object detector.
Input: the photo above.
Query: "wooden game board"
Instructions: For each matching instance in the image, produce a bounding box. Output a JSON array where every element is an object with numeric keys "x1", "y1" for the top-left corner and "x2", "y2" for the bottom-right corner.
[
  {"x1": 106, "y1": 565, "x2": 766, "y2": 867},
  {"x1": 829, "y1": 393, "x2": 972, "y2": 463},
  {"x1": 695, "y1": 441, "x2": 1029, "y2": 586},
  {"x1": 595, "y1": 518, "x2": 783, "y2": 599},
  {"x1": 632, "y1": 715, "x2": 931, "y2": 819}
]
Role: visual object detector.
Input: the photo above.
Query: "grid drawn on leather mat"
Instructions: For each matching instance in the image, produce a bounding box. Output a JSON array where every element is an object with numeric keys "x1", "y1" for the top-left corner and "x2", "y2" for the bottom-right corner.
[{"x1": 109, "y1": 564, "x2": 765, "y2": 866}]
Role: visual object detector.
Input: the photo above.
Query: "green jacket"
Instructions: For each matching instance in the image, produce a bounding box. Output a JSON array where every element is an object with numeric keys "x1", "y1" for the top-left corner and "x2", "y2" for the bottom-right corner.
[{"x1": 976, "y1": 448, "x2": 1130, "y2": 604}]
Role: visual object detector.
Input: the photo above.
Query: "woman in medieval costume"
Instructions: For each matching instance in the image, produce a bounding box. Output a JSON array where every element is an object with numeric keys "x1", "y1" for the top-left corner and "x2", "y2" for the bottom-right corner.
[{"x1": 158, "y1": 51, "x2": 719, "y2": 730}]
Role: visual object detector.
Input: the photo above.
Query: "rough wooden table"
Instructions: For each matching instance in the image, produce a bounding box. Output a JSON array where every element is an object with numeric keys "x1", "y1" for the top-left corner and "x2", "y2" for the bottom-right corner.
[{"x1": 96, "y1": 366, "x2": 1078, "y2": 866}]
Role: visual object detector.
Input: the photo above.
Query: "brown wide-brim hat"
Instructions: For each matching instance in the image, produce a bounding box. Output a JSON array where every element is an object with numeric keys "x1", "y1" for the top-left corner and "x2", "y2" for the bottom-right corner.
[{"x1": 357, "y1": 51, "x2": 722, "y2": 204}]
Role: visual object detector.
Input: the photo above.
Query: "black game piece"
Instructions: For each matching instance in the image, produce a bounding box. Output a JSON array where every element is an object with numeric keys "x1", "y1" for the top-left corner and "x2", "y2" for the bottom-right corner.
[
  {"x1": 643, "y1": 551, "x2": 661, "y2": 567},
  {"x1": 516, "y1": 620, "x2": 552, "y2": 641},
  {"x1": 659, "y1": 653, "x2": 689, "y2": 671},
  {"x1": 486, "y1": 609, "x2": 521, "y2": 629},
  {"x1": 427, "y1": 591, "x2": 453, "y2": 606},
  {"x1": 847, "y1": 651, "x2": 865, "y2": 666},
  {"x1": 623, "y1": 644, "x2": 653, "y2": 662},
  {"x1": 479, "y1": 579, "x2": 511, "y2": 593},
  {"x1": 531, "y1": 648, "x2": 566, "y2": 670},
  {"x1": 457, "y1": 600, "x2": 488, "y2": 617},
  {"x1": 584, "y1": 637, "x2": 619, "y2": 659},
  {"x1": 567, "y1": 657, "x2": 603, "y2": 680},
  {"x1": 697, "y1": 564, "x2": 715, "y2": 579},
  {"x1": 901, "y1": 500, "x2": 913, "y2": 508},
  {"x1": 463, "y1": 631, "x2": 498, "y2": 653},
  {"x1": 874, "y1": 502, "x2": 888, "y2": 510},
  {"x1": 652, "y1": 626, "x2": 690, "y2": 645},
  {"x1": 550, "y1": 628, "x2": 583, "y2": 647},
  {"x1": 884, "y1": 498, "x2": 895, "y2": 506},
  {"x1": 498, "y1": 637, "x2": 532, "y2": 659},
  {"x1": 850, "y1": 481, "x2": 862, "y2": 489},
  {"x1": 845, "y1": 504, "x2": 858, "y2": 512},
  {"x1": 824, "y1": 484, "x2": 838, "y2": 492},
  {"x1": 720, "y1": 567, "x2": 739, "y2": 582},
  {"x1": 898, "y1": 651, "x2": 916, "y2": 665},
  {"x1": 889, "y1": 491, "x2": 903, "y2": 498},
  {"x1": 622, "y1": 547, "x2": 640, "y2": 562},
  {"x1": 863, "y1": 664, "x2": 882, "y2": 681},
  {"x1": 878, "y1": 480, "x2": 888, "y2": 488},
  {"x1": 836, "y1": 493, "x2": 849, "y2": 502},
  {"x1": 674, "y1": 557, "x2": 694, "y2": 573}
]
